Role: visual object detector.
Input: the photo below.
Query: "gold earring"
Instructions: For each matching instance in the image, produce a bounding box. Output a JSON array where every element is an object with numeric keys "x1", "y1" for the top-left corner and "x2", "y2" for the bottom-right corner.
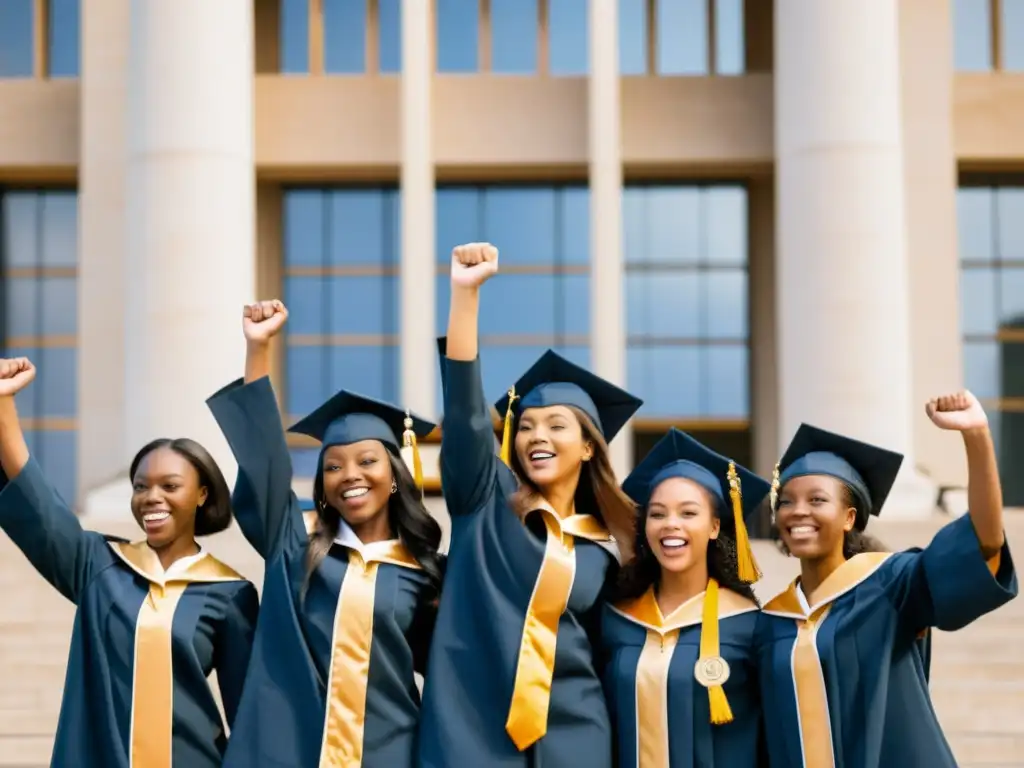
[{"x1": 391, "y1": 480, "x2": 398, "y2": 494}]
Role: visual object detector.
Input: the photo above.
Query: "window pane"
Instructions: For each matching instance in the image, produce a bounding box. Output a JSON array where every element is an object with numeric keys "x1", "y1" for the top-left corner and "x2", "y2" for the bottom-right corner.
[
  {"x1": 628, "y1": 346, "x2": 702, "y2": 417},
  {"x1": 627, "y1": 272, "x2": 700, "y2": 337},
  {"x1": 957, "y1": 187, "x2": 994, "y2": 263},
  {"x1": 657, "y1": 0, "x2": 707, "y2": 75},
  {"x1": 705, "y1": 345, "x2": 748, "y2": 417},
  {"x1": 1000, "y1": 267, "x2": 1024, "y2": 329},
  {"x1": 704, "y1": 270, "x2": 747, "y2": 339},
  {"x1": 963, "y1": 340, "x2": 1000, "y2": 400},
  {"x1": 954, "y1": 0, "x2": 993, "y2": 71},
  {"x1": 560, "y1": 187, "x2": 590, "y2": 265},
  {"x1": 35, "y1": 430, "x2": 76, "y2": 506},
  {"x1": 284, "y1": 276, "x2": 327, "y2": 335},
  {"x1": 482, "y1": 188, "x2": 556, "y2": 265},
  {"x1": 560, "y1": 275, "x2": 590, "y2": 336},
  {"x1": 480, "y1": 345, "x2": 553, "y2": 402},
  {"x1": 492, "y1": 0, "x2": 537, "y2": 74},
  {"x1": 284, "y1": 191, "x2": 325, "y2": 266},
  {"x1": 327, "y1": 189, "x2": 397, "y2": 265},
  {"x1": 548, "y1": 0, "x2": 588, "y2": 75},
  {"x1": 5, "y1": 277, "x2": 36, "y2": 338},
  {"x1": 619, "y1": 0, "x2": 647, "y2": 74},
  {"x1": 37, "y1": 347, "x2": 77, "y2": 418},
  {"x1": 479, "y1": 275, "x2": 558, "y2": 335},
  {"x1": 324, "y1": 0, "x2": 367, "y2": 74},
  {"x1": 435, "y1": 275, "x2": 451, "y2": 336},
  {"x1": 1002, "y1": 341, "x2": 1024, "y2": 399},
  {"x1": 437, "y1": 0, "x2": 478, "y2": 72},
  {"x1": 41, "y1": 192, "x2": 78, "y2": 267},
  {"x1": 3, "y1": 193, "x2": 39, "y2": 268},
  {"x1": 997, "y1": 411, "x2": 1024, "y2": 507},
  {"x1": 49, "y1": 0, "x2": 80, "y2": 78},
  {"x1": 328, "y1": 275, "x2": 398, "y2": 334},
  {"x1": 285, "y1": 346, "x2": 328, "y2": 417},
  {"x1": 379, "y1": 0, "x2": 402, "y2": 72},
  {"x1": 280, "y1": 0, "x2": 310, "y2": 74},
  {"x1": 996, "y1": 188, "x2": 1024, "y2": 259},
  {"x1": 328, "y1": 345, "x2": 399, "y2": 402},
  {"x1": 705, "y1": 187, "x2": 747, "y2": 265},
  {"x1": 0, "y1": 0, "x2": 33, "y2": 78},
  {"x1": 1004, "y1": 0, "x2": 1024, "y2": 71},
  {"x1": 290, "y1": 447, "x2": 321, "y2": 477},
  {"x1": 436, "y1": 187, "x2": 482, "y2": 258},
  {"x1": 960, "y1": 267, "x2": 998, "y2": 335},
  {"x1": 714, "y1": 0, "x2": 744, "y2": 75},
  {"x1": 557, "y1": 344, "x2": 590, "y2": 369},
  {"x1": 40, "y1": 277, "x2": 77, "y2": 336},
  {"x1": 646, "y1": 187, "x2": 701, "y2": 263},
  {"x1": 622, "y1": 187, "x2": 647, "y2": 264}
]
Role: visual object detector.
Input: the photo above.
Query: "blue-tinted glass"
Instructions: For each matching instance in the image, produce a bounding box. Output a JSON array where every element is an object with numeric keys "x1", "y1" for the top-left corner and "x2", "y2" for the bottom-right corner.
[
  {"x1": 324, "y1": 0, "x2": 367, "y2": 74},
  {"x1": 328, "y1": 275, "x2": 398, "y2": 334},
  {"x1": 1004, "y1": 0, "x2": 1024, "y2": 71},
  {"x1": 560, "y1": 187, "x2": 590, "y2": 265},
  {"x1": 284, "y1": 191, "x2": 325, "y2": 266},
  {"x1": 0, "y1": 0, "x2": 33, "y2": 77},
  {"x1": 280, "y1": 0, "x2": 310, "y2": 73},
  {"x1": 5, "y1": 346, "x2": 37, "y2": 416},
  {"x1": 435, "y1": 275, "x2": 450, "y2": 335},
  {"x1": 379, "y1": 0, "x2": 402, "y2": 72},
  {"x1": 714, "y1": 0, "x2": 743, "y2": 75},
  {"x1": 954, "y1": 0, "x2": 992, "y2": 71},
  {"x1": 556, "y1": 344, "x2": 590, "y2": 369},
  {"x1": 3, "y1": 193, "x2": 39, "y2": 268},
  {"x1": 648, "y1": 187, "x2": 701, "y2": 263},
  {"x1": 290, "y1": 447, "x2": 322, "y2": 477},
  {"x1": 1003, "y1": 342, "x2": 1024, "y2": 398},
  {"x1": 492, "y1": 0, "x2": 537, "y2": 74},
  {"x1": 619, "y1": 0, "x2": 647, "y2": 74},
  {"x1": 705, "y1": 186, "x2": 747, "y2": 265},
  {"x1": 996, "y1": 188, "x2": 1024, "y2": 258},
  {"x1": 41, "y1": 192, "x2": 77, "y2": 267},
  {"x1": 963, "y1": 340, "x2": 1000, "y2": 399},
  {"x1": 284, "y1": 276, "x2": 327, "y2": 335},
  {"x1": 1000, "y1": 267, "x2": 1024, "y2": 328},
  {"x1": 479, "y1": 345, "x2": 553, "y2": 402},
  {"x1": 436, "y1": 187, "x2": 482, "y2": 259},
  {"x1": 627, "y1": 272, "x2": 700, "y2": 337},
  {"x1": 286, "y1": 346, "x2": 328, "y2": 417},
  {"x1": 482, "y1": 188, "x2": 556, "y2": 265},
  {"x1": 657, "y1": 0, "x2": 708, "y2": 75},
  {"x1": 705, "y1": 345, "x2": 747, "y2": 417},
  {"x1": 328, "y1": 189, "x2": 397, "y2": 264},
  {"x1": 704, "y1": 270, "x2": 747, "y2": 339},
  {"x1": 548, "y1": 0, "x2": 588, "y2": 75},
  {"x1": 437, "y1": 0, "x2": 479, "y2": 72},
  {"x1": 5, "y1": 277, "x2": 36, "y2": 338},
  {"x1": 960, "y1": 267, "x2": 998, "y2": 334},
  {"x1": 957, "y1": 187, "x2": 994, "y2": 263},
  {"x1": 48, "y1": 0, "x2": 80, "y2": 78},
  {"x1": 35, "y1": 430, "x2": 76, "y2": 506},
  {"x1": 40, "y1": 277, "x2": 77, "y2": 336},
  {"x1": 622, "y1": 188, "x2": 647, "y2": 263},
  {"x1": 560, "y1": 275, "x2": 590, "y2": 335},
  {"x1": 478, "y1": 275, "x2": 558, "y2": 335},
  {"x1": 328, "y1": 345, "x2": 398, "y2": 402},
  {"x1": 37, "y1": 347, "x2": 76, "y2": 418},
  {"x1": 628, "y1": 346, "x2": 702, "y2": 417}
]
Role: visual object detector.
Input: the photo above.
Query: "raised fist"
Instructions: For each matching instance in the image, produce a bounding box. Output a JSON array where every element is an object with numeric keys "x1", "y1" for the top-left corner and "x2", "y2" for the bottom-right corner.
[
  {"x1": 0, "y1": 358, "x2": 36, "y2": 398},
  {"x1": 925, "y1": 390, "x2": 988, "y2": 433},
  {"x1": 450, "y1": 242, "x2": 498, "y2": 290},
  {"x1": 243, "y1": 300, "x2": 288, "y2": 344}
]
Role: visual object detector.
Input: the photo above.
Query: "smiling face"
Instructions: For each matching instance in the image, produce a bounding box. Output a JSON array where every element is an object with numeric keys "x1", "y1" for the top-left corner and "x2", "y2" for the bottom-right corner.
[
  {"x1": 644, "y1": 476, "x2": 720, "y2": 575},
  {"x1": 775, "y1": 474, "x2": 856, "y2": 560},
  {"x1": 130, "y1": 446, "x2": 206, "y2": 550},
  {"x1": 513, "y1": 405, "x2": 594, "y2": 490},
  {"x1": 320, "y1": 439, "x2": 393, "y2": 530}
]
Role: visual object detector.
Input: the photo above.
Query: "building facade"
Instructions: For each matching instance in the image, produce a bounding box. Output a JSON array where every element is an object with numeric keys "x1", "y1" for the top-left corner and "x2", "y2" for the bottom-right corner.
[{"x1": 0, "y1": 0, "x2": 1021, "y2": 518}]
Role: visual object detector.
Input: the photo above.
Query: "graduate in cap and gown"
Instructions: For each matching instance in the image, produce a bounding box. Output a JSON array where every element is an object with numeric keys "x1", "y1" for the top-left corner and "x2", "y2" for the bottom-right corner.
[
  {"x1": 758, "y1": 391, "x2": 1018, "y2": 768},
  {"x1": 207, "y1": 301, "x2": 443, "y2": 768},
  {"x1": 0, "y1": 357, "x2": 257, "y2": 768},
  {"x1": 418, "y1": 243, "x2": 641, "y2": 768},
  {"x1": 602, "y1": 428, "x2": 769, "y2": 768}
]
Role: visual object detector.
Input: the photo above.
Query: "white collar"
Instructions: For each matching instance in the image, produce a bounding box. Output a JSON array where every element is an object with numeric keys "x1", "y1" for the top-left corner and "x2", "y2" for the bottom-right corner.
[
  {"x1": 333, "y1": 520, "x2": 401, "y2": 556},
  {"x1": 795, "y1": 582, "x2": 811, "y2": 614},
  {"x1": 160, "y1": 544, "x2": 207, "y2": 578}
]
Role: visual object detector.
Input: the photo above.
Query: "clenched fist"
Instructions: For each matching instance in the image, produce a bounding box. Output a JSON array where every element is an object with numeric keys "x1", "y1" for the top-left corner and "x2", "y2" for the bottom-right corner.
[
  {"x1": 450, "y1": 242, "x2": 498, "y2": 290},
  {"x1": 925, "y1": 390, "x2": 988, "y2": 433},
  {"x1": 243, "y1": 300, "x2": 288, "y2": 344},
  {"x1": 0, "y1": 358, "x2": 36, "y2": 398}
]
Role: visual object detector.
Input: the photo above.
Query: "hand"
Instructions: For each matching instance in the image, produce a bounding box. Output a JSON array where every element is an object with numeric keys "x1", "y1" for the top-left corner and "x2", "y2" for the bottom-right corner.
[
  {"x1": 243, "y1": 300, "x2": 288, "y2": 344},
  {"x1": 925, "y1": 390, "x2": 989, "y2": 433},
  {"x1": 0, "y1": 358, "x2": 36, "y2": 398},
  {"x1": 450, "y1": 243, "x2": 498, "y2": 290}
]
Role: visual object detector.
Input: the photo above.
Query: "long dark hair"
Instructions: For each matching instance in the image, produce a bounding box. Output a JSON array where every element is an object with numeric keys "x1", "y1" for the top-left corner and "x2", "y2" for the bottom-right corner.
[
  {"x1": 771, "y1": 480, "x2": 888, "y2": 557},
  {"x1": 615, "y1": 487, "x2": 758, "y2": 604},
  {"x1": 129, "y1": 438, "x2": 233, "y2": 536},
  {"x1": 303, "y1": 451, "x2": 443, "y2": 598},
  {"x1": 508, "y1": 405, "x2": 636, "y2": 553}
]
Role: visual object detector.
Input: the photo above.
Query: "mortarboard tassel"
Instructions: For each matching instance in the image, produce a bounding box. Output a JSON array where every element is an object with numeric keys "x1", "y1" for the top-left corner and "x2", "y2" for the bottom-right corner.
[
  {"x1": 698, "y1": 578, "x2": 734, "y2": 725},
  {"x1": 499, "y1": 386, "x2": 519, "y2": 467},
  {"x1": 400, "y1": 410, "x2": 424, "y2": 493},
  {"x1": 727, "y1": 461, "x2": 761, "y2": 584},
  {"x1": 768, "y1": 462, "x2": 781, "y2": 525}
]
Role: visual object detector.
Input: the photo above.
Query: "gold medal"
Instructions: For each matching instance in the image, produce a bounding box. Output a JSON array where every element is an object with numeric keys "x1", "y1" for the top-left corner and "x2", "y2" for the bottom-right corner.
[{"x1": 694, "y1": 656, "x2": 730, "y2": 688}]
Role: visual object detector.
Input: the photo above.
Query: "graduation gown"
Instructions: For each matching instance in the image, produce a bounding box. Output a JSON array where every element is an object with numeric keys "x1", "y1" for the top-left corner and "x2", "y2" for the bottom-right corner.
[
  {"x1": 0, "y1": 457, "x2": 258, "y2": 768},
  {"x1": 601, "y1": 586, "x2": 765, "y2": 768},
  {"x1": 757, "y1": 514, "x2": 1017, "y2": 768},
  {"x1": 208, "y1": 377, "x2": 438, "y2": 768},
  {"x1": 417, "y1": 356, "x2": 617, "y2": 768}
]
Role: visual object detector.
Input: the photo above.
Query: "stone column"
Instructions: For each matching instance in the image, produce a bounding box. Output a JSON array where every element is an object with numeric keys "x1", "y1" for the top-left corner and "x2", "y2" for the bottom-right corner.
[
  {"x1": 774, "y1": 0, "x2": 935, "y2": 516},
  {"x1": 589, "y1": 0, "x2": 630, "y2": 477},
  {"x1": 400, "y1": 0, "x2": 437, "y2": 419}
]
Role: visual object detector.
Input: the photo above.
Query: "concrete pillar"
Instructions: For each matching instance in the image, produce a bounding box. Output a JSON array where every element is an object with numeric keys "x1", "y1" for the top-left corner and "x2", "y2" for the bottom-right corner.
[
  {"x1": 589, "y1": 0, "x2": 630, "y2": 477},
  {"x1": 400, "y1": 0, "x2": 437, "y2": 419},
  {"x1": 774, "y1": 0, "x2": 935, "y2": 517}
]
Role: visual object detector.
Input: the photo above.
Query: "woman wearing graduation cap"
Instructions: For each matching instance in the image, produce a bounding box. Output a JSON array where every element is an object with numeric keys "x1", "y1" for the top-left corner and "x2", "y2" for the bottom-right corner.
[
  {"x1": 417, "y1": 243, "x2": 642, "y2": 767},
  {"x1": 602, "y1": 428, "x2": 770, "y2": 767},
  {"x1": 206, "y1": 301, "x2": 443, "y2": 768},
  {"x1": 758, "y1": 391, "x2": 1017, "y2": 768},
  {"x1": 0, "y1": 357, "x2": 258, "y2": 768}
]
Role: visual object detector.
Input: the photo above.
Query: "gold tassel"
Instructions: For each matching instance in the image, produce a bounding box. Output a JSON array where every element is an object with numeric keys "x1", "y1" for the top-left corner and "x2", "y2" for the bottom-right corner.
[
  {"x1": 769, "y1": 462, "x2": 781, "y2": 525},
  {"x1": 728, "y1": 461, "x2": 761, "y2": 584},
  {"x1": 499, "y1": 386, "x2": 519, "y2": 467},
  {"x1": 400, "y1": 410, "x2": 424, "y2": 492},
  {"x1": 698, "y1": 578, "x2": 734, "y2": 725}
]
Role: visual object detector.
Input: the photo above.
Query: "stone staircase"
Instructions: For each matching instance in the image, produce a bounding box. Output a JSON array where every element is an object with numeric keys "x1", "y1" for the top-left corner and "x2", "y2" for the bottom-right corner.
[{"x1": 0, "y1": 506, "x2": 1021, "y2": 766}]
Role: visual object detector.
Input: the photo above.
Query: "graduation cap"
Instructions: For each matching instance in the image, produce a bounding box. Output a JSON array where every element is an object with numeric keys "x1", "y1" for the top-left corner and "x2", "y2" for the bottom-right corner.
[
  {"x1": 288, "y1": 390, "x2": 436, "y2": 491},
  {"x1": 492, "y1": 350, "x2": 642, "y2": 466},
  {"x1": 771, "y1": 423, "x2": 904, "y2": 528}
]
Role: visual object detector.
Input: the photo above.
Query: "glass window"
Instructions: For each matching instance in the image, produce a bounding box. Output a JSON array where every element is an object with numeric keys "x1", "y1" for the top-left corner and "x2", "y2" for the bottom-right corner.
[
  {"x1": 619, "y1": 0, "x2": 647, "y2": 74},
  {"x1": 280, "y1": 0, "x2": 310, "y2": 74},
  {"x1": 656, "y1": 0, "x2": 708, "y2": 75},
  {"x1": 1004, "y1": 0, "x2": 1024, "y2": 71},
  {"x1": 379, "y1": 0, "x2": 402, "y2": 72},
  {"x1": 491, "y1": 0, "x2": 537, "y2": 74},
  {"x1": 0, "y1": 0, "x2": 33, "y2": 78},
  {"x1": 548, "y1": 0, "x2": 588, "y2": 75},
  {"x1": 437, "y1": 0, "x2": 479, "y2": 72},
  {"x1": 954, "y1": 0, "x2": 993, "y2": 71},
  {"x1": 324, "y1": 0, "x2": 367, "y2": 74},
  {"x1": 48, "y1": 0, "x2": 80, "y2": 78},
  {"x1": 714, "y1": 0, "x2": 744, "y2": 75},
  {"x1": 960, "y1": 267, "x2": 999, "y2": 335},
  {"x1": 957, "y1": 187, "x2": 994, "y2": 263}
]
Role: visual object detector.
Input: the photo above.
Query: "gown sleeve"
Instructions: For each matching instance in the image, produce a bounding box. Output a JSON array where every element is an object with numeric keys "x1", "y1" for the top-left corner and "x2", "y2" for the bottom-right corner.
[
  {"x1": 0, "y1": 457, "x2": 109, "y2": 604},
  {"x1": 213, "y1": 581, "x2": 260, "y2": 728},
  {"x1": 409, "y1": 556, "x2": 445, "y2": 676},
  {"x1": 207, "y1": 376, "x2": 303, "y2": 558},
  {"x1": 885, "y1": 513, "x2": 1017, "y2": 635},
  {"x1": 440, "y1": 357, "x2": 500, "y2": 516}
]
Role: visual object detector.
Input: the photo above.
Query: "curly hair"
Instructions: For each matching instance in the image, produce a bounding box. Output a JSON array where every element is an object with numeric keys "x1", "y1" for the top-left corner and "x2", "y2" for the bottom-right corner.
[{"x1": 770, "y1": 481, "x2": 888, "y2": 558}]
